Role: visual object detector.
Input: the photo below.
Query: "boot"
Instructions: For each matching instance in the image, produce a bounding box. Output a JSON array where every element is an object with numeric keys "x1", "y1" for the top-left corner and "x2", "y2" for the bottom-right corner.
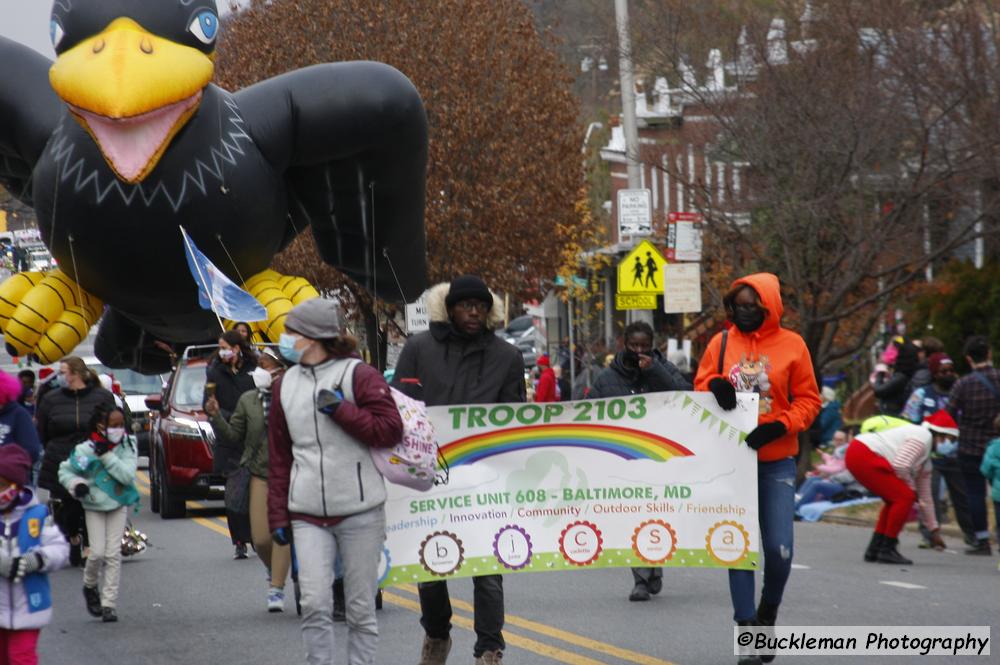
[
  {"x1": 648, "y1": 570, "x2": 663, "y2": 595},
  {"x1": 418, "y1": 636, "x2": 452, "y2": 665},
  {"x1": 756, "y1": 601, "x2": 779, "y2": 664},
  {"x1": 863, "y1": 532, "x2": 883, "y2": 562},
  {"x1": 628, "y1": 582, "x2": 650, "y2": 601},
  {"x1": 474, "y1": 651, "x2": 502, "y2": 665},
  {"x1": 736, "y1": 619, "x2": 762, "y2": 665},
  {"x1": 333, "y1": 578, "x2": 346, "y2": 622},
  {"x1": 83, "y1": 585, "x2": 102, "y2": 617},
  {"x1": 876, "y1": 537, "x2": 913, "y2": 565},
  {"x1": 964, "y1": 539, "x2": 992, "y2": 556}
]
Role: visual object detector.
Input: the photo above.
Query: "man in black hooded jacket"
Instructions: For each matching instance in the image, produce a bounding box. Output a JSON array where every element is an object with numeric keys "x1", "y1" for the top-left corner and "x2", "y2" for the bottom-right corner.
[
  {"x1": 589, "y1": 321, "x2": 690, "y2": 602},
  {"x1": 393, "y1": 275, "x2": 524, "y2": 665}
]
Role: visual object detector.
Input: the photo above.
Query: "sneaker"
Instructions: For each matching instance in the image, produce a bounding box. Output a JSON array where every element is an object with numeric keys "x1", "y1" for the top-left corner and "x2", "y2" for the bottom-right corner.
[
  {"x1": 475, "y1": 651, "x2": 503, "y2": 665},
  {"x1": 83, "y1": 585, "x2": 102, "y2": 617},
  {"x1": 102, "y1": 607, "x2": 118, "y2": 623},
  {"x1": 964, "y1": 539, "x2": 991, "y2": 556},
  {"x1": 267, "y1": 588, "x2": 284, "y2": 613},
  {"x1": 234, "y1": 542, "x2": 248, "y2": 560},
  {"x1": 418, "y1": 636, "x2": 452, "y2": 665},
  {"x1": 628, "y1": 582, "x2": 650, "y2": 601},
  {"x1": 648, "y1": 574, "x2": 663, "y2": 596}
]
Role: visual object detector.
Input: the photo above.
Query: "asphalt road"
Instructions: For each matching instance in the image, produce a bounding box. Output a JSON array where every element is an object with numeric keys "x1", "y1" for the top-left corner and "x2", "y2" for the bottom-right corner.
[{"x1": 38, "y1": 472, "x2": 998, "y2": 665}]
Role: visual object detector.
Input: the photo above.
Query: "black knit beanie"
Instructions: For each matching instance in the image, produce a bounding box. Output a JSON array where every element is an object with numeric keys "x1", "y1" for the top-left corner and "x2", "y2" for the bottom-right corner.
[{"x1": 445, "y1": 275, "x2": 493, "y2": 310}]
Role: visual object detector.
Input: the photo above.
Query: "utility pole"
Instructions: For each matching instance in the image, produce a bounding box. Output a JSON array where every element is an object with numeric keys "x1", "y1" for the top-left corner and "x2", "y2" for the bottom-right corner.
[
  {"x1": 615, "y1": 0, "x2": 653, "y2": 326},
  {"x1": 616, "y1": 0, "x2": 641, "y2": 190}
]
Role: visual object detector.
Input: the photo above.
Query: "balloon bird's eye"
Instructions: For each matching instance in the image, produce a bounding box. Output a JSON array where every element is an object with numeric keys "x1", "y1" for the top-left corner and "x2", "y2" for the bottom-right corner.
[
  {"x1": 50, "y1": 19, "x2": 65, "y2": 49},
  {"x1": 188, "y1": 10, "x2": 219, "y2": 45}
]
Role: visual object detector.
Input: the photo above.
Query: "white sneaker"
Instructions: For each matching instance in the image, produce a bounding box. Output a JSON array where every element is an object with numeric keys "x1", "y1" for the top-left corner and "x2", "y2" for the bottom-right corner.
[{"x1": 267, "y1": 588, "x2": 284, "y2": 613}]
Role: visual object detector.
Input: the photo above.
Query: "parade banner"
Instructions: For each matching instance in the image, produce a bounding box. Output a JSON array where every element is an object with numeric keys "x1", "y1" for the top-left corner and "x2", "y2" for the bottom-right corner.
[{"x1": 379, "y1": 391, "x2": 760, "y2": 586}]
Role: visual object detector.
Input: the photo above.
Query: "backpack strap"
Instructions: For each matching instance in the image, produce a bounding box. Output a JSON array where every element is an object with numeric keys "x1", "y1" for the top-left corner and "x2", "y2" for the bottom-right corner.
[
  {"x1": 332, "y1": 358, "x2": 363, "y2": 403},
  {"x1": 972, "y1": 370, "x2": 1000, "y2": 402},
  {"x1": 717, "y1": 329, "x2": 729, "y2": 376}
]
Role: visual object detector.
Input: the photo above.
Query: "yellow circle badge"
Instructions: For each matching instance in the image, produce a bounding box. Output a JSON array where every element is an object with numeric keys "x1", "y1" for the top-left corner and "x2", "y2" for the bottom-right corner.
[
  {"x1": 705, "y1": 520, "x2": 751, "y2": 566},
  {"x1": 631, "y1": 519, "x2": 678, "y2": 565}
]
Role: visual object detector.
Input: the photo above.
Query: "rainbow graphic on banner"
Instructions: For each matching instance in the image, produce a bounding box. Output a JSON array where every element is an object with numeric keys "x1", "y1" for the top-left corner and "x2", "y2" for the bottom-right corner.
[{"x1": 440, "y1": 424, "x2": 695, "y2": 468}]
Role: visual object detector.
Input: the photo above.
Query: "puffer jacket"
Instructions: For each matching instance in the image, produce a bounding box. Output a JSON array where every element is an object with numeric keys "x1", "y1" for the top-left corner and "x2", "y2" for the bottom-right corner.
[
  {"x1": 35, "y1": 384, "x2": 115, "y2": 498},
  {"x1": 268, "y1": 356, "x2": 402, "y2": 530},
  {"x1": 392, "y1": 283, "x2": 525, "y2": 406},
  {"x1": 0, "y1": 491, "x2": 69, "y2": 630},
  {"x1": 0, "y1": 401, "x2": 42, "y2": 465},
  {"x1": 980, "y1": 438, "x2": 1000, "y2": 502},
  {"x1": 57, "y1": 434, "x2": 139, "y2": 512},
  {"x1": 210, "y1": 389, "x2": 270, "y2": 479},
  {"x1": 589, "y1": 349, "x2": 691, "y2": 398}
]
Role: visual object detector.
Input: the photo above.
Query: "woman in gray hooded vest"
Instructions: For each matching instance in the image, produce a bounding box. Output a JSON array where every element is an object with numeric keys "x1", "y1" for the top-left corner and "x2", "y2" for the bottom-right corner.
[{"x1": 268, "y1": 299, "x2": 403, "y2": 665}]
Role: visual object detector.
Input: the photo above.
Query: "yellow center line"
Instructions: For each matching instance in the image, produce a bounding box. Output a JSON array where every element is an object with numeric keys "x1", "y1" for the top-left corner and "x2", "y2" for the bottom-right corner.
[
  {"x1": 136, "y1": 472, "x2": 227, "y2": 527},
  {"x1": 393, "y1": 584, "x2": 677, "y2": 665},
  {"x1": 383, "y1": 592, "x2": 608, "y2": 665},
  {"x1": 136, "y1": 480, "x2": 230, "y2": 533},
  {"x1": 144, "y1": 468, "x2": 674, "y2": 665},
  {"x1": 172, "y1": 499, "x2": 616, "y2": 664}
]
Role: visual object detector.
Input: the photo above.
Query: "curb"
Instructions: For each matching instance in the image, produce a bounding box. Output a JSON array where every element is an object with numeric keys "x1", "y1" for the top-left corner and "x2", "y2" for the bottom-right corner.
[{"x1": 817, "y1": 511, "x2": 966, "y2": 539}]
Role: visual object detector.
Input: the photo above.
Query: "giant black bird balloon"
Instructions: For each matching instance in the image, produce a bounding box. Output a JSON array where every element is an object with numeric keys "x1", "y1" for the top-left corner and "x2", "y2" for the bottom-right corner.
[{"x1": 0, "y1": 0, "x2": 428, "y2": 373}]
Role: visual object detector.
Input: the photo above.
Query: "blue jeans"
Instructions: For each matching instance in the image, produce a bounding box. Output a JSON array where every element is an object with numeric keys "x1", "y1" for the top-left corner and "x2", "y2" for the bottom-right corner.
[
  {"x1": 730, "y1": 457, "x2": 796, "y2": 622},
  {"x1": 959, "y1": 454, "x2": 991, "y2": 540},
  {"x1": 794, "y1": 477, "x2": 843, "y2": 511}
]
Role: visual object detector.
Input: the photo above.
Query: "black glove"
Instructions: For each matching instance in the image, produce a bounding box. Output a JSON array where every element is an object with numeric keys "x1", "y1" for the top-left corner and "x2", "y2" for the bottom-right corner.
[
  {"x1": 93, "y1": 440, "x2": 112, "y2": 456},
  {"x1": 271, "y1": 527, "x2": 290, "y2": 546},
  {"x1": 744, "y1": 421, "x2": 788, "y2": 450},
  {"x1": 73, "y1": 483, "x2": 90, "y2": 499},
  {"x1": 317, "y1": 389, "x2": 343, "y2": 415},
  {"x1": 708, "y1": 378, "x2": 737, "y2": 411}
]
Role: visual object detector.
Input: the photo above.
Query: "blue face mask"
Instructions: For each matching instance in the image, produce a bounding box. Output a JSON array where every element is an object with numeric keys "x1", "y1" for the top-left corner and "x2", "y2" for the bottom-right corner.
[
  {"x1": 936, "y1": 439, "x2": 958, "y2": 458},
  {"x1": 54, "y1": 374, "x2": 68, "y2": 389},
  {"x1": 278, "y1": 333, "x2": 303, "y2": 364}
]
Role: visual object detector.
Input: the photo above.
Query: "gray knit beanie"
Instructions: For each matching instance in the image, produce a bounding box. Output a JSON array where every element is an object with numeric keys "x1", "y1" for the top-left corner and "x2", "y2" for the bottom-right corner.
[{"x1": 285, "y1": 298, "x2": 342, "y2": 339}]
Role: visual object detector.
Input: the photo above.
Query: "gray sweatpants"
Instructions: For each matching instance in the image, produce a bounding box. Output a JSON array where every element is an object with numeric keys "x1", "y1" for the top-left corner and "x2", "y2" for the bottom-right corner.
[{"x1": 292, "y1": 505, "x2": 385, "y2": 665}]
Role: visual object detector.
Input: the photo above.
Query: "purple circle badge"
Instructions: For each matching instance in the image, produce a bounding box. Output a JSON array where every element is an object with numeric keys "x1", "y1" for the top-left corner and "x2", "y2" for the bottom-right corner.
[{"x1": 492, "y1": 525, "x2": 533, "y2": 570}]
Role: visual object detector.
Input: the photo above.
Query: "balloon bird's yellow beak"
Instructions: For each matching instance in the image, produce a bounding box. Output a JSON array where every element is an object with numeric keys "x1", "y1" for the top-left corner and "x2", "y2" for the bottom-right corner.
[{"x1": 49, "y1": 18, "x2": 215, "y2": 184}]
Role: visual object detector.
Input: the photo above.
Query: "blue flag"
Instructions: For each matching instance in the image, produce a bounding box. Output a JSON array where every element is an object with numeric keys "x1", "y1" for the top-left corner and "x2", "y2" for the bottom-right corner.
[{"x1": 179, "y1": 226, "x2": 267, "y2": 322}]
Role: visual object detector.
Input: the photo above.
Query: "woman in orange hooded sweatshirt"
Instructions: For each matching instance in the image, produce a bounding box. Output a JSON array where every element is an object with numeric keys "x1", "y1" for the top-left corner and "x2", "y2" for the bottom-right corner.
[{"x1": 695, "y1": 273, "x2": 820, "y2": 659}]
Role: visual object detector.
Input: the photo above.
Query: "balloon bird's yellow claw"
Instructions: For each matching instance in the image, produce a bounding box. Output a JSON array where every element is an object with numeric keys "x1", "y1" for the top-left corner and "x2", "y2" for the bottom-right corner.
[
  {"x1": 0, "y1": 269, "x2": 103, "y2": 362},
  {"x1": 224, "y1": 270, "x2": 319, "y2": 343}
]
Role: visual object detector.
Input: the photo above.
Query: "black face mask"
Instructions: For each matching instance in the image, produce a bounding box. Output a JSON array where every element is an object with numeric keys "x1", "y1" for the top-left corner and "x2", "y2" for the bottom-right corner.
[
  {"x1": 936, "y1": 375, "x2": 957, "y2": 390},
  {"x1": 621, "y1": 350, "x2": 640, "y2": 368},
  {"x1": 731, "y1": 306, "x2": 766, "y2": 333}
]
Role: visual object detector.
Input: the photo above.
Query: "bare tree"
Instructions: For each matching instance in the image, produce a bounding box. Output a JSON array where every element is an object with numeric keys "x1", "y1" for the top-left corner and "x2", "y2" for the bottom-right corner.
[{"x1": 631, "y1": 0, "x2": 1000, "y2": 372}]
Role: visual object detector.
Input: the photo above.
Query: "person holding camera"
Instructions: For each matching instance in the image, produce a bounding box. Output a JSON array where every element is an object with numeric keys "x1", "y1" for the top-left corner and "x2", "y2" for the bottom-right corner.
[
  {"x1": 205, "y1": 329, "x2": 257, "y2": 560},
  {"x1": 589, "y1": 320, "x2": 690, "y2": 602},
  {"x1": 267, "y1": 299, "x2": 402, "y2": 665}
]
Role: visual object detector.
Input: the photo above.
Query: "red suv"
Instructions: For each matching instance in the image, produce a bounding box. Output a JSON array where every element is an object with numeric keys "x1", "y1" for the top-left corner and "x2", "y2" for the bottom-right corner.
[{"x1": 145, "y1": 347, "x2": 224, "y2": 519}]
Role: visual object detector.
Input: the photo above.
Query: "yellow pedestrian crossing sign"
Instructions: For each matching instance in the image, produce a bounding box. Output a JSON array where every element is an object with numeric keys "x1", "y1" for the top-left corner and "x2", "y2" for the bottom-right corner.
[{"x1": 617, "y1": 240, "x2": 667, "y2": 294}]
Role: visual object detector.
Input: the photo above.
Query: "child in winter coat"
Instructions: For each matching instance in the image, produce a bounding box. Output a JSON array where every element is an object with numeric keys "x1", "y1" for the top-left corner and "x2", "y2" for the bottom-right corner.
[
  {"x1": 58, "y1": 405, "x2": 139, "y2": 623},
  {"x1": 0, "y1": 444, "x2": 69, "y2": 665},
  {"x1": 978, "y1": 415, "x2": 1000, "y2": 567}
]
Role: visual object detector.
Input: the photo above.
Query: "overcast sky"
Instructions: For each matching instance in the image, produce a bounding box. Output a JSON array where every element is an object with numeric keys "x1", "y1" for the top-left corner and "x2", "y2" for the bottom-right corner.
[{"x1": 0, "y1": 1, "x2": 239, "y2": 60}]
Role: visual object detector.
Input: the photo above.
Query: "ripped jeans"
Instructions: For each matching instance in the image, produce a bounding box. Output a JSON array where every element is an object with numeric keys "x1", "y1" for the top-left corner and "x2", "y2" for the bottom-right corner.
[{"x1": 729, "y1": 456, "x2": 796, "y2": 622}]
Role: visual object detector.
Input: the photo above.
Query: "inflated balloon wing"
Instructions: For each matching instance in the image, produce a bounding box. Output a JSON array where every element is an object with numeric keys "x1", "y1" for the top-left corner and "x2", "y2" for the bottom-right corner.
[{"x1": 0, "y1": 0, "x2": 428, "y2": 373}]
